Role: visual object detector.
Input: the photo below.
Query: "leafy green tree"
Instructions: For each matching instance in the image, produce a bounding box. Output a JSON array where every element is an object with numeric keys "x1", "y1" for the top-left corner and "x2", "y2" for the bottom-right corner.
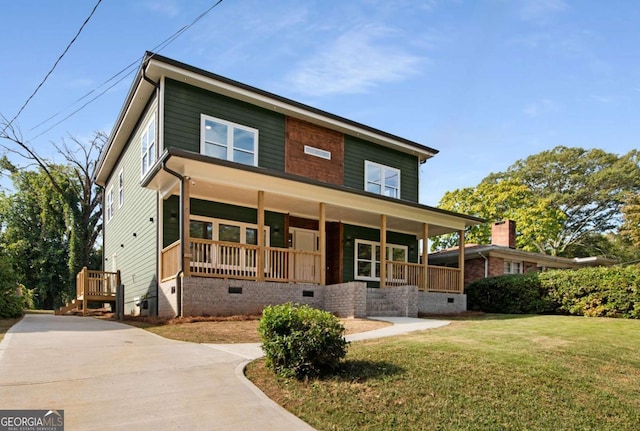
[
  {"x1": 0, "y1": 122, "x2": 104, "y2": 286},
  {"x1": 434, "y1": 178, "x2": 565, "y2": 253},
  {"x1": 0, "y1": 165, "x2": 70, "y2": 308},
  {"x1": 621, "y1": 193, "x2": 640, "y2": 249},
  {"x1": 436, "y1": 147, "x2": 640, "y2": 257}
]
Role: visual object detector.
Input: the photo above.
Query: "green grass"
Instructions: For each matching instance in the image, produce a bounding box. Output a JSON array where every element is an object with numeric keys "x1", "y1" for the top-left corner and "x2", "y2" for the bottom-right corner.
[{"x1": 246, "y1": 315, "x2": 640, "y2": 431}]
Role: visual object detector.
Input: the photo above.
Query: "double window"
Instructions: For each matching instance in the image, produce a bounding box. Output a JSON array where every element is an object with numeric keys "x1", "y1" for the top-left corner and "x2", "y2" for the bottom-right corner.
[
  {"x1": 365, "y1": 161, "x2": 400, "y2": 198},
  {"x1": 106, "y1": 187, "x2": 114, "y2": 223},
  {"x1": 200, "y1": 114, "x2": 258, "y2": 166},
  {"x1": 504, "y1": 260, "x2": 523, "y2": 274},
  {"x1": 141, "y1": 118, "x2": 156, "y2": 177},
  {"x1": 355, "y1": 239, "x2": 407, "y2": 281}
]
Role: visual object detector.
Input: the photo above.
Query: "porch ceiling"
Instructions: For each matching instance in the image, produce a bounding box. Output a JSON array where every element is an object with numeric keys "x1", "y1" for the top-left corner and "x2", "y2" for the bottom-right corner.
[{"x1": 145, "y1": 149, "x2": 483, "y2": 238}]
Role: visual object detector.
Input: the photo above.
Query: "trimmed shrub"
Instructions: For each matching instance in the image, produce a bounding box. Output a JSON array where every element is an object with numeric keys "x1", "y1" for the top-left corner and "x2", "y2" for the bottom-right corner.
[
  {"x1": 541, "y1": 265, "x2": 640, "y2": 318},
  {"x1": 466, "y1": 272, "x2": 553, "y2": 314},
  {"x1": 258, "y1": 303, "x2": 348, "y2": 379}
]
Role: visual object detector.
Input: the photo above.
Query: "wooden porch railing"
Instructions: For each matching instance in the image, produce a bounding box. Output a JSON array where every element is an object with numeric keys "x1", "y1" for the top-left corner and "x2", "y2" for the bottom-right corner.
[
  {"x1": 161, "y1": 238, "x2": 322, "y2": 284},
  {"x1": 385, "y1": 262, "x2": 463, "y2": 293},
  {"x1": 160, "y1": 239, "x2": 461, "y2": 292}
]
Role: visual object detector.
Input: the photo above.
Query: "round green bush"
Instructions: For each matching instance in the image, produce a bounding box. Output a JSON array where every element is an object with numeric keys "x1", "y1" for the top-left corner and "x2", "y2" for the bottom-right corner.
[{"x1": 258, "y1": 303, "x2": 348, "y2": 379}]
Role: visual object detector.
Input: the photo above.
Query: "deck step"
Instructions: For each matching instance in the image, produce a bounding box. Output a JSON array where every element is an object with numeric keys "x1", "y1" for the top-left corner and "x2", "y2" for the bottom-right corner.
[{"x1": 366, "y1": 292, "x2": 404, "y2": 317}]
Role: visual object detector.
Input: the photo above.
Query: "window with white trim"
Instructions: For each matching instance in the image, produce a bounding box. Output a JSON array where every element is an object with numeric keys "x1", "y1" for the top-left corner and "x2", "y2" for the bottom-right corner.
[
  {"x1": 118, "y1": 169, "x2": 124, "y2": 208},
  {"x1": 201, "y1": 114, "x2": 258, "y2": 166},
  {"x1": 365, "y1": 161, "x2": 400, "y2": 198},
  {"x1": 504, "y1": 260, "x2": 523, "y2": 274},
  {"x1": 106, "y1": 186, "x2": 114, "y2": 223},
  {"x1": 354, "y1": 239, "x2": 408, "y2": 281},
  {"x1": 141, "y1": 118, "x2": 156, "y2": 177}
]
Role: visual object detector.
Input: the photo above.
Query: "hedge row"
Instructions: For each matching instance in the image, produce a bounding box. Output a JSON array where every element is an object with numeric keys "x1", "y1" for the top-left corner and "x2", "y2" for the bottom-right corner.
[{"x1": 466, "y1": 265, "x2": 640, "y2": 318}]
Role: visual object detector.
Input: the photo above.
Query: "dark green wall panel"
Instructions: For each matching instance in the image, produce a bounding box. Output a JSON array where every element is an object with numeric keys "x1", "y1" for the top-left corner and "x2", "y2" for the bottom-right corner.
[
  {"x1": 344, "y1": 135, "x2": 419, "y2": 202},
  {"x1": 163, "y1": 78, "x2": 285, "y2": 170}
]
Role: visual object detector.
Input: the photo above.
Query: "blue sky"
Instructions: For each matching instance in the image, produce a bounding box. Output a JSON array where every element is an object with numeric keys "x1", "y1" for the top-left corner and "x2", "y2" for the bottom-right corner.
[{"x1": 1, "y1": 0, "x2": 638, "y2": 205}]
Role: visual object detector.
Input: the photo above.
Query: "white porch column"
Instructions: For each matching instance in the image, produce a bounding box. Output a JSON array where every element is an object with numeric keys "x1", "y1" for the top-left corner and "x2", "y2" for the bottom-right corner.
[
  {"x1": 182, "y1": 176, "x2": 191, "y2": 277},
  {"x1": 458, "y1": 229, "x2": 465, "y2": 293},
  {"x1": 422, "y1": 223, "x2": 429, "y2": 291},
  {"x1": 257, "y1": 191, "x2": 265, "y2": 282},
  {"x1": 319, "y1": 202, "x2": 326, "y2": 285},
  {"x1": 380, "y1": 214, "x2": 387, "y2": 288}
]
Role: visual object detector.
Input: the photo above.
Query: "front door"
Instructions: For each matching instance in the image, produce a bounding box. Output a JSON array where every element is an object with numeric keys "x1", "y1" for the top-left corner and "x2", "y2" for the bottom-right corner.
[{"x1": 290, "y1": 228, "x2": 318, "y2": 281}]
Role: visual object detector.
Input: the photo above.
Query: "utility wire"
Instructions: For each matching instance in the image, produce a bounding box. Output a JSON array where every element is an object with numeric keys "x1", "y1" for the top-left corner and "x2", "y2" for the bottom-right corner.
[
  {"x1": 28, "y1": 0, "x2": 225, "y2": 139},
  {"x1": 1, "y1": 0, "x2": 102, "y2": 136}
]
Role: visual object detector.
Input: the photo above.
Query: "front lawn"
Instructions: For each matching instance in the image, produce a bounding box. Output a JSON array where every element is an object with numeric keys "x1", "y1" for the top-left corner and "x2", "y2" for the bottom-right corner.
[{"x1": 246, "y1": 314, "x2": 640, "y2": 431}]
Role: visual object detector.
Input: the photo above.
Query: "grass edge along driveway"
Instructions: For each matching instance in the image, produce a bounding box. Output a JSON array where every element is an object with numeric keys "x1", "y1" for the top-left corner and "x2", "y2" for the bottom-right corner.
[{"x1": 246, "y1": 314, "x2": 640, "y2": 431}]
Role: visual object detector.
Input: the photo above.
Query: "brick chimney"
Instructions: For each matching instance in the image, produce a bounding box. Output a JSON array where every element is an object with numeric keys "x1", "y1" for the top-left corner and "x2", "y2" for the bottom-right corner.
[{"x1": 491, "y1": 220, "x2": 516, "y2": 248}]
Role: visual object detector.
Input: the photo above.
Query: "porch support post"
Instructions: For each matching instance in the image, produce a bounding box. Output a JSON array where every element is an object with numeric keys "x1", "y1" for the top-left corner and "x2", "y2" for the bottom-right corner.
[
  {"x1": 422, "y1": 223, "x2": 429, "y2": 291},
  {"x1": 319, "y1": 202, "x2": 326, "y2": 285},
  {"x1": 257, "y1": 191, "x2": 265, "y2": 282},
  {"x1": 380, "y1": 214, "x2": 387, "y2": 288},
  {"x1": 182, "y1": 176, "x2": 191, "y2": 277},
  {"x1": 458, "y1": 229, "x2": 465, "y2": 293}
]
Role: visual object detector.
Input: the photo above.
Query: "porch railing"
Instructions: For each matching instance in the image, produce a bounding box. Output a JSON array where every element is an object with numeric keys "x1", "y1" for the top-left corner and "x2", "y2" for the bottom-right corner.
[
  {"x1": 162, "y1": 238, "x2": 322, "y2": 284},
  {"x1": 385, "y1": 262, "x2": 462, "y2": 293},
  {"x1": 160, "y1": 239, "x2": 461, "y2": 292}
]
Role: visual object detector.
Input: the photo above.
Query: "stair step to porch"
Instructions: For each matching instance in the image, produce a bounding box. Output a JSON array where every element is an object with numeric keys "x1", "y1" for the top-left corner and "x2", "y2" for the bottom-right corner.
[{"x1": 366, "y1": 293, "x2": 404, "y2": 317}]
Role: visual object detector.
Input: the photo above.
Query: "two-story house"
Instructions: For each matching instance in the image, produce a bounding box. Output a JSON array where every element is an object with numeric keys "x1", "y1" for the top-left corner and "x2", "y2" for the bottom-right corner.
[{"x1": 93, "y1": 52, "x2": 482, "y2": 318}]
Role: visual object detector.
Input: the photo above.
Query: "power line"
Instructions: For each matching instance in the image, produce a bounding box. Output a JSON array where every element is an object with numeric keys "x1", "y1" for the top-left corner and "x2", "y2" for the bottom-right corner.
[
  {"x1": 28, "y1": 0, "x2": 225, "y2": 139},
  {"x1": 1, "y1": 0, "x2": 102, "y2": 136}
]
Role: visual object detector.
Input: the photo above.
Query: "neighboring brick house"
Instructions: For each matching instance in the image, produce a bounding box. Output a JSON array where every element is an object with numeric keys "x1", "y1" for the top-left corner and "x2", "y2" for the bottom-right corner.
[
  {"x1": 429, "y1": 220, "x2": 615, "y2": 286},
  {"x1": 93, "y1": 52, "x2": 483, "y2": 318}
]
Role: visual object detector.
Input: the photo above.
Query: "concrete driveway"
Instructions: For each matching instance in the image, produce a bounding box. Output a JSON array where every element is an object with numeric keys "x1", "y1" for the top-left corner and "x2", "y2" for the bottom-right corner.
[
  {"x1": 0, "y1": 314, "x2": 314, "y2": 430},
  {"x1": 0, "y1": 314, "x2": 449, "y2": 430}
]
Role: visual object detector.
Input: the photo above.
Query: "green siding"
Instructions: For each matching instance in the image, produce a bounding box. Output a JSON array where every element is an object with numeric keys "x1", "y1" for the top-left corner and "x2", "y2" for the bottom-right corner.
[
  {"x1": 344, "y1": 135, "x2": 419, "y2": 202},
  {"x1": 103, "y1": 102, "x2": 159, "y2": 315},
  {"x1": 163, "y1": 196, "x2": 285, "y2": 248},
  {"x1": 163, "y1": 78, "x2": 285, "y2": 170},
  {"x1": 342, "y1": 224, "x2": 419, "y2": 288}
]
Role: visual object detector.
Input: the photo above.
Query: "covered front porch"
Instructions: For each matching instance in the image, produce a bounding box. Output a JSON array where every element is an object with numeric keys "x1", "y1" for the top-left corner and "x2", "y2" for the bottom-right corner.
[{"x1": 148, "y1": 149, "x2": 478, "y2": 294}]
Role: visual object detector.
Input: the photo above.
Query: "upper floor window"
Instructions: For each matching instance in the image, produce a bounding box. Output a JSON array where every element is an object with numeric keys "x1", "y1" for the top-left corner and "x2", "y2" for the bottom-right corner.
[
  {"x1": 106, "y1": 187, "x2": 114, "y2": 223},
  {"x1": 201, "y1": 114, "x2": 258, "y2": 167},
  {"x1": 355, "y1": 239, "x2": 407, "y2": 281},
  {"x1": 118, "y1": 169, "x2": 124, "y2": 208},
  {"x1": 365, "y1": 161, "x2": 400, "y2": 198},
  {"x1": 141, "y1": 118, "x2": 156, "y2": 177},
  {"x1": 504, "y1": 260, "x2": 523, "y2": 274}
]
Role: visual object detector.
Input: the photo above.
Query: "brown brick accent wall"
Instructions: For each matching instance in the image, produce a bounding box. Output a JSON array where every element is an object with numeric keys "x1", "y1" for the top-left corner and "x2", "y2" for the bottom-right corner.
[
  {"x1": 523, "y1": 261, "x2": 538, "y2": 272},
  {"x1": 285, "y1": 117, "x2": 344, "y2": 184}
]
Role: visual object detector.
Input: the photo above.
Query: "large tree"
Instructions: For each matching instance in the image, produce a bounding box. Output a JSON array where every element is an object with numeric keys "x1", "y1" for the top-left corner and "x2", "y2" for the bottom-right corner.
[
  {"x1": 0, "y1": 120, "x2": 104, "y2": 282},
  {"x1": 621, "y1": 193, "x2": 640, "y2": 249},
  {"x1": 0, "y1": 164, "x2": 71, "y2": 308},
  {"x1": 436, "y1": 146, "x2": 640, "y2": 257}
]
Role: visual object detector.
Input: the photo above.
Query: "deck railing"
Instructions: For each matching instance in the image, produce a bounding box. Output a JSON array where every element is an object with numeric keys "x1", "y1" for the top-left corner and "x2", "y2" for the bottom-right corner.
[
  {"x1": 76, "y1": 267, "x2": 120, "y2": 298},
  {"x1": 160, "y1": 239, "x2": 460, "y2": 292}
]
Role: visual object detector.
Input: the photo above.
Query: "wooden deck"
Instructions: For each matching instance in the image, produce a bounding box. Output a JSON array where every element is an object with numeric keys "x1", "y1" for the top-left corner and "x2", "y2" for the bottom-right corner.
[{"x1": 55, "y1": 268, "x2": 120, "y2": 316}]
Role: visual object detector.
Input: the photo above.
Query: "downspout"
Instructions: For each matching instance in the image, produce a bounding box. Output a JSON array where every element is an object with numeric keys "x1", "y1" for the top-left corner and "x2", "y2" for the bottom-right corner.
[
  {"x1": 162, "y1": 159, "x2": 184, "y2": 317},
  {"x1": 478, "y1": 251, "x2": 489, "y2": 278}
]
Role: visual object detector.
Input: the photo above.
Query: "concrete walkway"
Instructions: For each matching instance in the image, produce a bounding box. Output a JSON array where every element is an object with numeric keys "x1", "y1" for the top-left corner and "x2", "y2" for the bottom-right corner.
[{"x1": 0, "y1": 314, "x2": 448, "y2": 430}]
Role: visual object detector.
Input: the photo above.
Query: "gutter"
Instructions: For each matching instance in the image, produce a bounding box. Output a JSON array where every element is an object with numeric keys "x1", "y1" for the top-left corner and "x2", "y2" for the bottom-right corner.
[
  {"x1": 162, "y1": 157, "x2": 184, "y2": 318},
  {"x1": 478, "y1": 251, "x2": 489, "y2": 278}
]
